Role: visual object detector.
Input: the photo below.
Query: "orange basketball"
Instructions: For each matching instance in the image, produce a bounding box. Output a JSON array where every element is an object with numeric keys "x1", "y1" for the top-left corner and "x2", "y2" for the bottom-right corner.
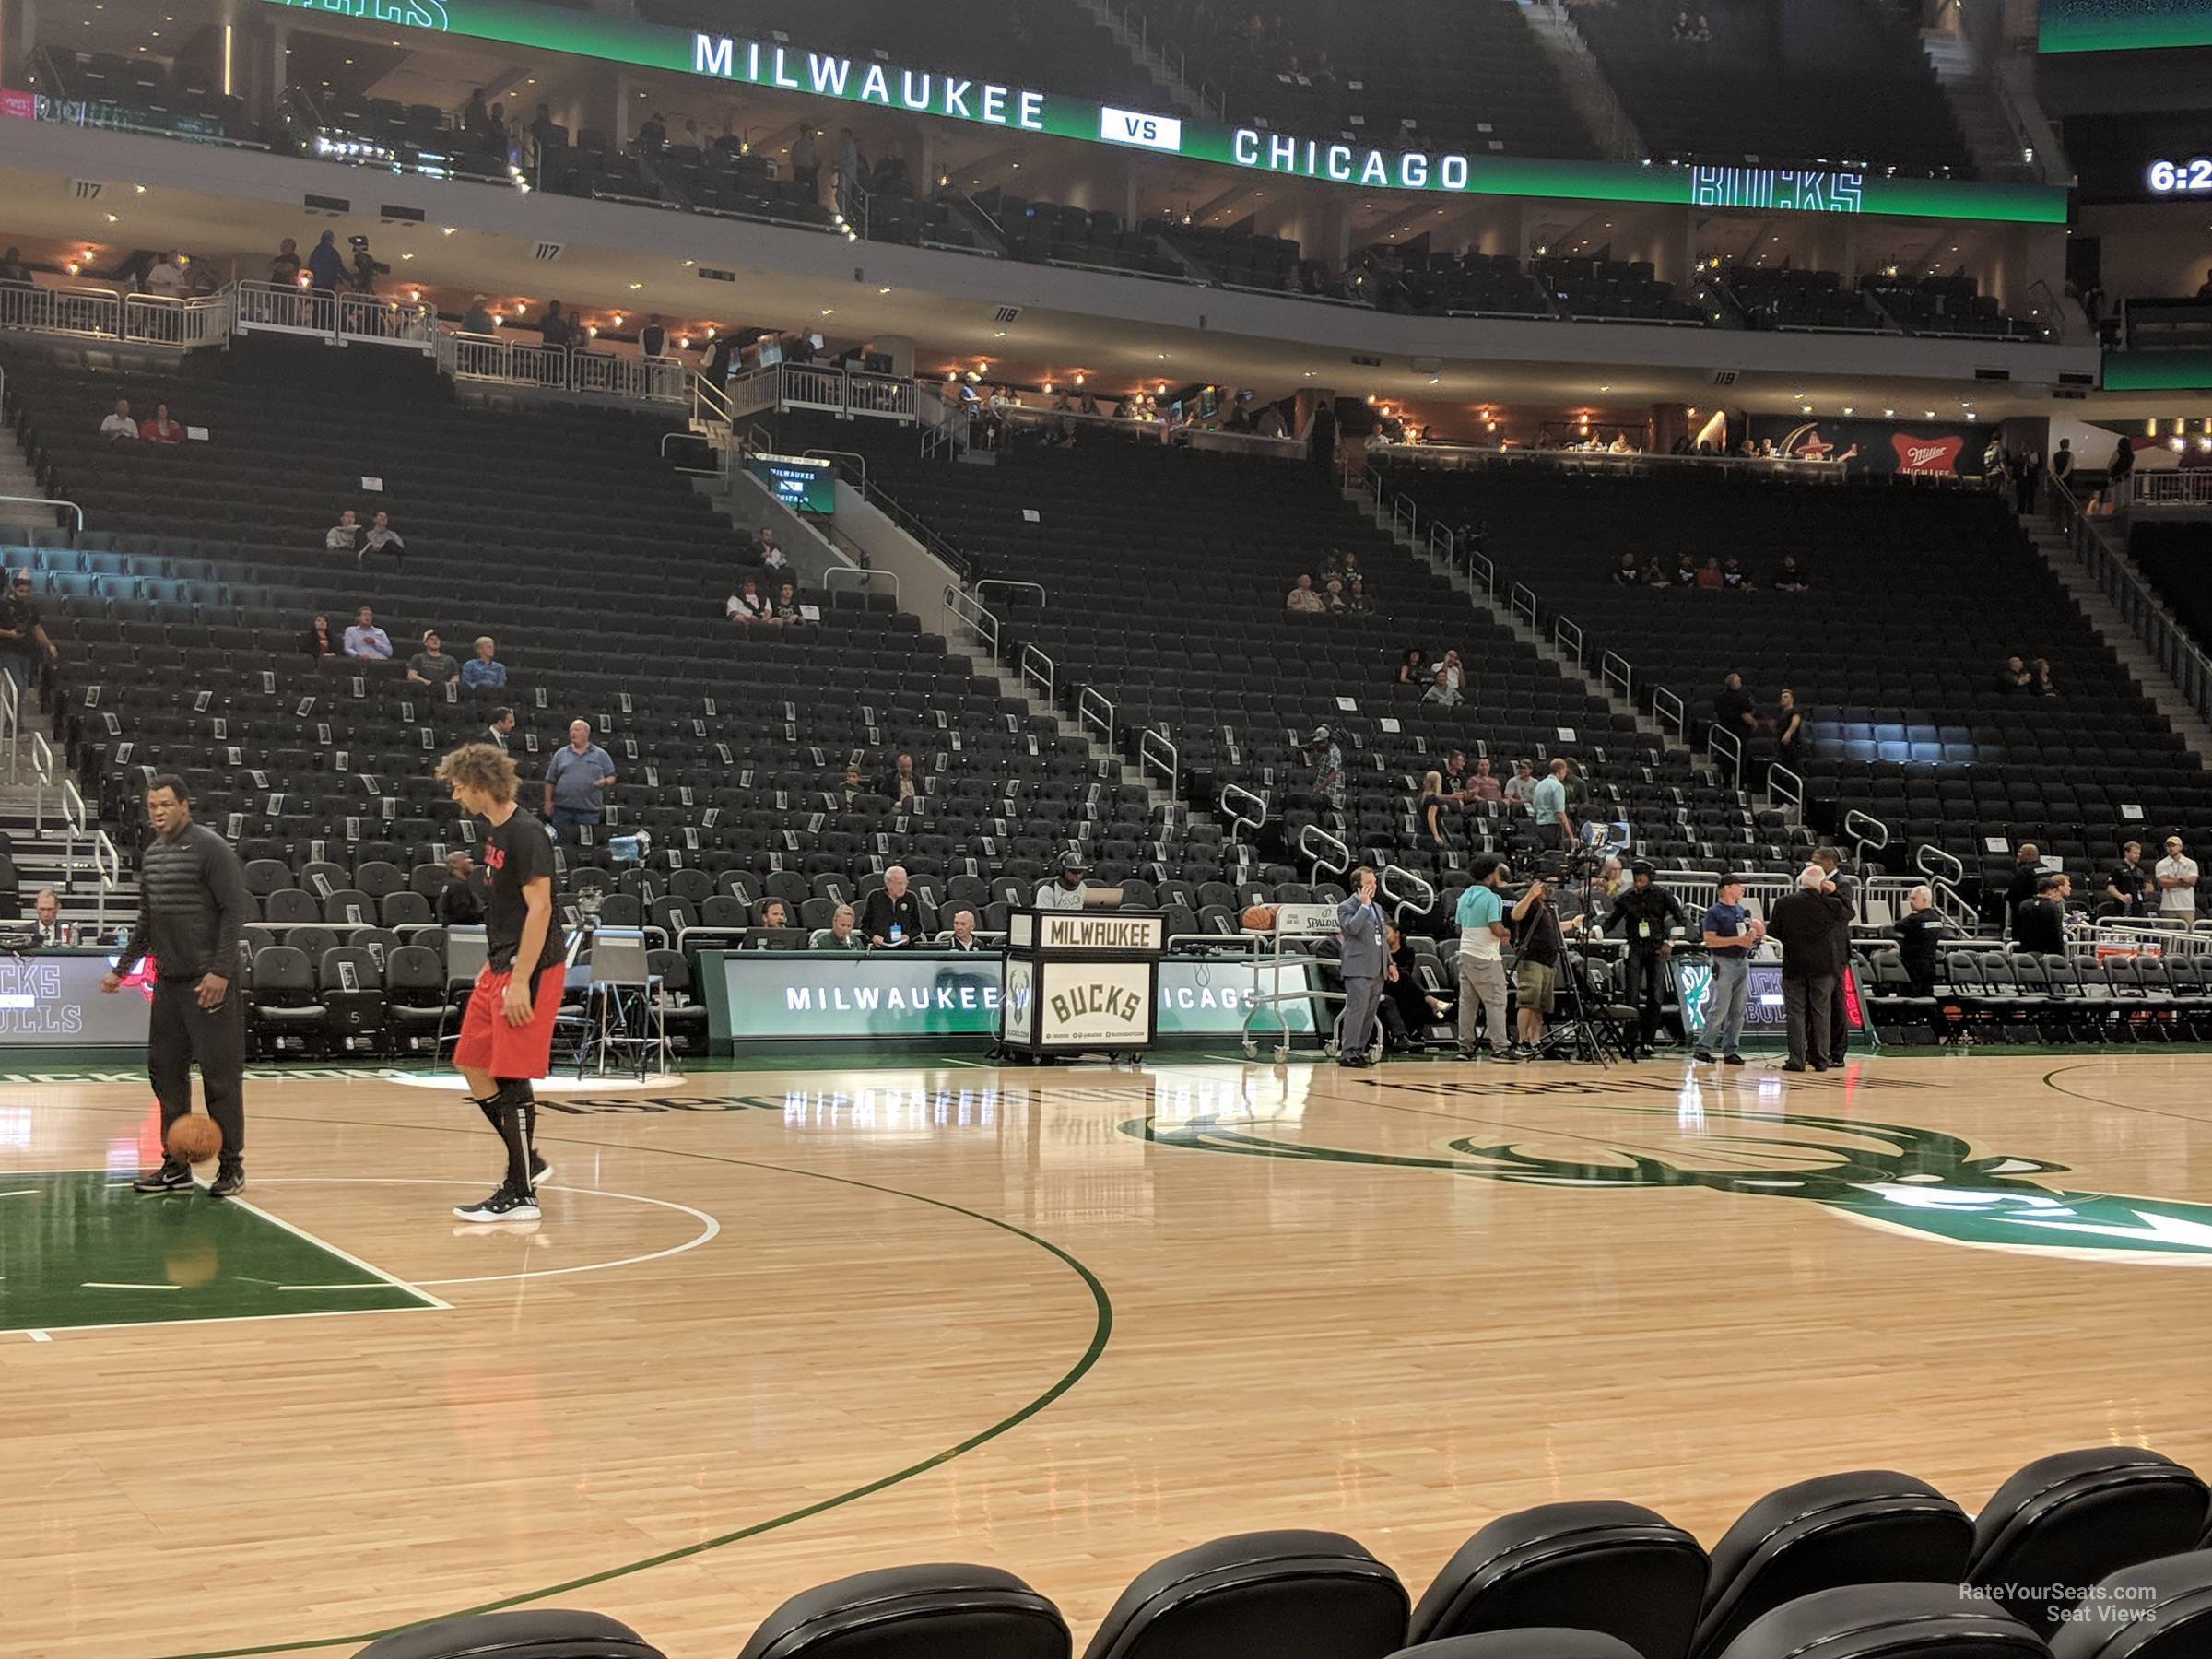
[
  {"x1": 1241, "y1": 904, "x2": 1278, "y2": 933},
  {"x1": 166, "y1": 1115, "x2": 224, "y2": 1165}
]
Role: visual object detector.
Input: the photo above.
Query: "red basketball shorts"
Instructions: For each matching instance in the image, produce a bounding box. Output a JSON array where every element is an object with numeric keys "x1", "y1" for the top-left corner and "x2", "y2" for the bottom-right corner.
[{"x1": 453, "y1": 963, "x2": 566, "y2": 1078}]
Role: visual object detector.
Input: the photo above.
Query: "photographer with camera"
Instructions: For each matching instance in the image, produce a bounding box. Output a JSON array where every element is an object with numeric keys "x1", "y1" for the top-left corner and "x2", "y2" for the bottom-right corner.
[
  {"x1": 1608, "y1": 862, "x2": 1688, "y2": 1059},
  {"x1": 1509, "y1": 870, "x2": 1583, "y2": 1056}
]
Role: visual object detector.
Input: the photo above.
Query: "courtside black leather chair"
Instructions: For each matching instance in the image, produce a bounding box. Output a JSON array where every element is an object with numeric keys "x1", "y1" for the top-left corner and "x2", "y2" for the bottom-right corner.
[
  {"x1": 1390, "y1": 1633, "x2": 1645, "y2": 1659},
  {"x1": 1689, "y1": 1473, "x2": 1974, "y2": 1659},
  {"x1": 1967, "y1": 1448, "x2": 2210, "y2": 1637},
  {"x1": 738, "y1": 1564, "x2": 1069, "y2": 1659},
  {"x1": 1082, "y1": 1530, "x2": 1407, "y2": 1659},
  {"x1": 1712, "y1": 1584, "x2": 2042, "y2": 1659},
  {"x1": 2051, "y1": 1551, "x2": 2212, "y2": 1658},
  {"x1": 352, "y1": 1609, "x2": 664, "y2": 1658},
  {"x1": 1405, "y1": 1502, "x2": 1705, "y2": 1659}
]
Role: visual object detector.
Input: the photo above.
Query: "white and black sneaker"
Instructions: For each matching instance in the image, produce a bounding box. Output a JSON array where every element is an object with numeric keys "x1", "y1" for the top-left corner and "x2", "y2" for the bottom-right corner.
[{"x1": 453, "y1": 1184, "x2": 542, "y2": 1224}]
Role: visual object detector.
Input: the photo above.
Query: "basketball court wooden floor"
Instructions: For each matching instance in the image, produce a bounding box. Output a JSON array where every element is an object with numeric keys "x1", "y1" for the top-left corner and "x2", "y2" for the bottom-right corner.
[{"x1": 7, "y1": 1050, "x2": 2212, "y2": 1659}]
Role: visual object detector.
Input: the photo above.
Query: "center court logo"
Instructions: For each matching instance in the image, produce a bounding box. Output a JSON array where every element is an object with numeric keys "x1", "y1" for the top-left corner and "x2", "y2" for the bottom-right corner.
[
  {"x1": 267, "y1": 0, "x2": 450, "y2": 30},
  {"x1": 1124, "y1": 1103, "x2": 2212, "y2": 1266}
]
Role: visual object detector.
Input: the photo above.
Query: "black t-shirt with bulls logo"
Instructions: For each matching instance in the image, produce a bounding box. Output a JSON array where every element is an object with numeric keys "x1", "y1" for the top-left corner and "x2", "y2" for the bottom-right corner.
[{"x1": 482, "y1": 806, "x2": 563, "y2": 976}]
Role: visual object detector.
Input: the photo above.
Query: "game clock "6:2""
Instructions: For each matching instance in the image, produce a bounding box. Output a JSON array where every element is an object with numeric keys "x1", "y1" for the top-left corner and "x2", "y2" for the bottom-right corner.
[{"x1": 2148, "y1": 158, "x2": 2212, "y2": 194}]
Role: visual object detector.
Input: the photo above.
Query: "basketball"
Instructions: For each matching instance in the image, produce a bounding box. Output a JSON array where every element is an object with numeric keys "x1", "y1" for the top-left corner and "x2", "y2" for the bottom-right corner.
[
  {"x1": 1241, "y1": 904, "x2": 1277, "y2": 933},
  {"x1": 166, "y1": 1114, "x2": 223, "y2": 1165}
]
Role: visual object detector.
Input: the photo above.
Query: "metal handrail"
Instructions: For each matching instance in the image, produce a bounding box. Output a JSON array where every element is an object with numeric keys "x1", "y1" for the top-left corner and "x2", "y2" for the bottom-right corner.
[
  {"x1": 1509, "y1": 582, "x2": 1538, "y2": 630},
  {"x1": 942, "y1": 584, "x2": 1000, "y2": 658},
  {"x1": 1077, "y1": 685, "x2": 1116, "y2": 746},
  {"x1": 822, "y1": 567, "x2": 899, "y2": 607},
  {"x1": 1929, "y1": 876, "x2": 1978, "y2": 932},
  {"x1": 1915, "y1": 844, "x2": 1965, "y2": 884},
  {"x1": 0, "y1": 665, "x2": 15, "y2": 780},
  {"x1": 1651, "y1": 686, "x2": 1685, "y2": 743},
  {"x1": 803, "y1": 447, "x2": 867, "y2": 493},
  {"x1": 1138, "y1": 726, "x2": 1178, "y2": 795},
  {"x1": 1766, "y1": 763, "x2": 1804, "y2": 813},
  {"x1": 0, "y1": 496, "x2": 82, "y2": 538},
  {"x1": 976, "y1": 579, "x2": 1046, "y2": 608},
  {"x1": 28, "y1": 730, "x2": 54, "y2": 828},
  {"x1": 1842, "y1": 808, "x2": 1892, "y2": 864},
  {"x1": 1220, "y1": 782, "x2": 1267, "y2": 840},
  {"x1": 1298, "y1": 821, "x2": 1351, "y2": 878},
  {"x1": 90, "y1": 827, "x2": 119, "y2": 935},
  {"x1": 1553, "y1": 616, "x2": 1584, "y2": 665},
  {"x1": 1707, "y1": 721, "x2": 1742, "y2": 785},
  {"x1": 1600, "y1": 650, "x2": 1633, "y2": 703},
  {"x1": 1381, "y1": 864, "x2": 1436, "y2": 922},
  {"x1": 2050, "y1": 478, "x2": 2212, "y2": 724},
  {"x1": 1018, "y1": 642, "x2": 1055, "y2": 704}
]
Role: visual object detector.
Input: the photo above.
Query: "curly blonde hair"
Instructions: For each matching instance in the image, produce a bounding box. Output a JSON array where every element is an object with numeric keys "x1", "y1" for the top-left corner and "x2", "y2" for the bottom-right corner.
[{"x1": 434, "y1": 742, "x2": 519, "y2": 803}]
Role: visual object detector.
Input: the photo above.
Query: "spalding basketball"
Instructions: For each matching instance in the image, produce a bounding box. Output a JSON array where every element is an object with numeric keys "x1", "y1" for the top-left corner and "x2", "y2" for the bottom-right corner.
[
  {"x1": 166, "y1": 1115, "x2": 223, "y2": 1165},
  {"x1": 1241, "y1": 904, "x2": 1278, "y2": 933}
]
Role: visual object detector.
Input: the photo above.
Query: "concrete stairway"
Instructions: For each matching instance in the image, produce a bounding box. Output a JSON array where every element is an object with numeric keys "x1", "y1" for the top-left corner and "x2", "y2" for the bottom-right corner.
[
  {"x1": 1921, "y1": 28, "x2": 2030, "y2": 180},
  {"x1": 0, "y1": 424, "x2": 59, "y2": 537},
  {"x1": 0, "y1": 782, "x2": 135, "y2": 937}
]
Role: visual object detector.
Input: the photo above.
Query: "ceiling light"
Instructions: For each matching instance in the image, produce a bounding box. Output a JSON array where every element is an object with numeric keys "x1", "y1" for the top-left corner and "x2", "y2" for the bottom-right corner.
[
  {"x1": 629, "y1": 282, "x2": 642, "y2": 290},
  {"x1": 877, "y1": 286, "x2": 892, "y2": 295}
]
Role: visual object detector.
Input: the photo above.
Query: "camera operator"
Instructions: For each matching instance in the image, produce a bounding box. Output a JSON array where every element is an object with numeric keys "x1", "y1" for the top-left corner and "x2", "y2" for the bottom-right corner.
[
  {"x1": 1608, "y1": 862, "x2": 1687, "y2": 1059},
  {"x1": 1509, "y1": 870, "x2": 1583, "y2": 1057},
  {"x1": 1453, "y1": 854, "x2": 1514, "y2": 1061}
]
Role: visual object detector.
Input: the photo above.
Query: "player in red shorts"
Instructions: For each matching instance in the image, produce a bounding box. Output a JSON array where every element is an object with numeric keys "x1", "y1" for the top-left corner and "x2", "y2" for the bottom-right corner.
[{"x1": 436, "y1": 742, "x2": 567, "y2": 1223}]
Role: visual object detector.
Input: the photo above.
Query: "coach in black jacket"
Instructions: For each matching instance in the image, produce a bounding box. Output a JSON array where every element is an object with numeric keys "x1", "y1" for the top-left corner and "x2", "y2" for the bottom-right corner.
[
  {"x1": 105, "y1": 773, "x2": 252, "y2": 1196},
  {"x1": 1767, "y1": 869, "x2": 1849, "y2": 1072}
]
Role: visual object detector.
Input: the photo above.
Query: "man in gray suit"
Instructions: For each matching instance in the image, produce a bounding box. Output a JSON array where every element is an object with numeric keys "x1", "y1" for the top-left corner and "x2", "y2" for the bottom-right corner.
[{"x1": 1335, "y1": 865, "x2": 1387, "y2": 1067}]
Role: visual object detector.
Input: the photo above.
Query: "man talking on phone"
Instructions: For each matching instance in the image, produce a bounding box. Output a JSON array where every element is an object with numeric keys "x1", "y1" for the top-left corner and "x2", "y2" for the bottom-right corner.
[{"x1": 1335, "y1": 865, "x2": 1387, "y2": 1067}]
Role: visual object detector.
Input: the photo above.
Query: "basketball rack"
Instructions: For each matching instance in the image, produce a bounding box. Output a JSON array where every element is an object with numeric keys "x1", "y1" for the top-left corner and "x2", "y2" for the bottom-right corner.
[{"x1": 1241, "y1": 901, "x2": 1347, "y2": 1062}]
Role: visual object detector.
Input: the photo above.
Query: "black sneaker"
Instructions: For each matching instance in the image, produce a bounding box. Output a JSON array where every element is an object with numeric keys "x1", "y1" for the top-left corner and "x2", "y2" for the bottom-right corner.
[
  {"x1": 132, "y1": 1160, "x2": 193, "y2": 1194},
  {"x1": 454, "y1": 1184, "x2": 542, "y2": 1224},
  {"x1": 1691, "y1": 1049, "x2": 1716, "y2": 1065},
  {"x1": 1782, "y1": 1061, "x2": 1808, "y2": 1073},
  {"x1": 1724, "y1": 1053, "x2": 1747, "y2": 1066},
  {"x1": 207, "y1": 1163, "x2": 246, "y2": 1200}
]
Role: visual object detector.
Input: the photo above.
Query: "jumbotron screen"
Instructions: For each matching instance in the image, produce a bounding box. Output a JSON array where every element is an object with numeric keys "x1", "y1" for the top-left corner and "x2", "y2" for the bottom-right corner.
[{"x1": 2040, "y1": 0, "x2": 2212, "y2": 53}]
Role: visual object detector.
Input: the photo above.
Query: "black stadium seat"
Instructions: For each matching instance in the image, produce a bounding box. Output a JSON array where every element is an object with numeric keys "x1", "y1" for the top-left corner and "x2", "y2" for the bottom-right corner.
[
  {"x1": 1712, "y1": 1584, "x2": 2043, "y2": 1659},
  {"x1": 1689, "y1": 1472, "x2": 1975, "y2": 1659},
  {"x1": 737, "y1": 1564, "x2": 1070, "y2": 1659},
  {"x1": 1391, "y1": 1637, "x2": 1646, "y2": 1659},
  {"x1": 1405, "y1": 1502, "x2": 1706, "y2": 1659},
  {"x1": 1083, "y1": 1531, "x2": 1407, "y2": 1659},
  {"x1": 352, "y1": 1608, "x2": 665, "y2": 1658},
  {"x1": 2050, "y1": 1552, "x2": 2212, "y2": 1659}
]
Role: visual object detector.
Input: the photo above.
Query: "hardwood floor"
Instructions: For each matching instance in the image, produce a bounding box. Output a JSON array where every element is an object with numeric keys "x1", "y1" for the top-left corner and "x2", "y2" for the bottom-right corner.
[{"x1": 6, "y1": 1051, "x2": 2211, "y2": 1658}]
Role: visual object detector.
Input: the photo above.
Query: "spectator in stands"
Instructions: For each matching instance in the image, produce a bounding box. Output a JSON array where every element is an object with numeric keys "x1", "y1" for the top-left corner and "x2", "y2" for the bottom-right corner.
[
  {"x1": 1895, "y1": 886, "x2": 1946, "y2": 997},
  {"x1": 1035, "y1": 851, "x2": 1091, "y2": 911},
  {"x1": 1533, "y1": 757, "x2": 1575, "y2": 851},
  {"x1": 1396, "y1": 647, "x2": 1428, "y2": 686},
  {"x1": 0, "y1": 571, "x2": 54, "y2": 696},
  {"x1": 306, "y1": 230, "x2": 346, "y2": 291},
  {"x1": 791, "y1": 125, "x2": 821, "y2": 197},
  {"x1": 2015, "y1": 873, "x2": 2070, "y2": 956},
  {"x1": 100, "y1": 398, "x2": 139, "y2": 441},
  {"x1": 485, "y1": 707, "x2": 516, "y2": 750},
  {"x1": 326, "y1": 510, "x2": 359, "y2": 554},
  {"x1": 2050, "y1": 438, "x2": 2074, "y2": 491},
  {"x1": 640, "y1": 314, "x2": 667, "y2": 359},
  {"x1": 1425, "y1": 649, "x2": 1465, "y2": 707},
  {"x1": 1305, "y1": 725, "x2": 1346, "y2": 819},
  {"x1": 1503, "y1": 759, "x2": 1538, "y2": 813},
  {"x1": 1642, "y1": 557, "x2": 1670, "y2": 587},
  {"x1": 726, "y1": 578, "x2": 770, "y2": 624},
  {"x1": 359, "y1": 510, "x2": 405, "y2": 568},
  {"x1": 1347, "y1": 577, "x2": 1373, "y2": 615},
  {"x1": 811, "y1": 902, "x2": 865, "y2": 952},
  {"x1": 1996, "y1": 654, "x2": 2030, "y2": 693},
  {"x1": 2104, "y1": 841, "x2": 2154, "y2": 918},
  {"x1": 1322, "y1": 578, "x2": 1347, "y2": 615},
  {"x1": 1612, "y1": 552, "x2": 1641, "y2": 585},
  {"x1": 462, "y1": 637, "x2": 506, "y2": 688},
  {"x1": 536, "y1": 300, "x2": 573, "y2": 347},
  {"x1": 1696, "y1": 558, "x2": 1724, "y2": 591},
  {"x1": 544, "y1": 720, "x2": 617, "y2": 840},
  {"x1": 1441, "y1": 750, "x2": 1470, "y2": 795},
  {"x1": 862, "y1": 865, "x2": 924, "y2": 948},
  {"x1": 758, "y1": 900, "x2": 792, "y2": 931},
  {"x1": 436, "y1": 850, "x2": 485, "y2": 926},
  {"x1": 30, "y1": 888, "x2": 64, "y2": 947},
  {"x1": 1454, "y1": 854, "x2": 1513, "y2": 1061},
  {"x1": 462, "y1": 294, "x2": 495, "y2": 334},
  {"x1": 407, "y1": 630, "x2": 459, "y2": 686},
  {"x1": 140, "y1": 401, "x2": 183, "y2": 442},
  {"x1": 1769, "y1": 867, "x2": 1846, "y2": 1072},
  {"x1": 1722, "y1": 557, "x2": 1747, "y2": 589},
  {"x1": 342, "y1": 606, "x2": 391, "y2": 661},
  {"x1": 269, "y1": 238, "x2": 301, "y2": 285},
  {"x1": 1286, "y1": 575, "x2": 1324, "y2": 613},
  {"x1": 770, "y1": 582, "x2": 806, "y2": 626},
  {"x1": 463, "y1": 89, "x2": 492, "y2": 133},
  {"x1": 837, "y1": 128, "x2": 865, "y2": 196},
  {"x1": 1672, "y1": 554, "x2": 1698, "y2": 586},
  {"x1": 1694, "y1": 873, "x2": 1762, "y2": 1065},
  {"x1": 2003, "y1": 841, "x2": 2042, "y2": 937},
  {"x1": 528, "y1": 103, "x2": 560, "y2": 174},
  {"x1": 635, "y1": 112, "x2": 666, "y2": 154},
  {"x1": 945, "y1": 909, "x2": 983, "y2": 951},
  {"x1": 759, "y1": 531, "x2": 790, "y2": 574},
  {"x1": 1379, "y1": 919, "x2": 1448, "y2": 1053},
  {"x1": 1464, "y1": 757, "x2": 1503, "y2": 805},
  {"x1": 146, "y1": 252, "x2": 185, "y2": 299},
  {"x1": 1416, "y1": 771, "x2": 1450, "y2": 852},
  {"x1": 840, "y1": 766, "x2": 865, "y2": 807},
  {"x1": 1771, "y1": 556, "x2": 1809, "y2": 592},
  {"x1": 2158, "y1": 834, "x2": 2199, "y2": 920},
  {"x1": 0, "y1": 247, "x2": 32, "y2": 286},
  {"x1": 881, "y1": 752, "x2": 921, "y2": 806},
  {"x1": 304, "y1": 614, "x2": 336, "y2": 657},
  {"x1": 1773, "y1": 688, "x2": 1805, "y2": 768},
  {"x1": 1712, "y1": 671, "x2": 1757, "y2": 751},
  {"x1": 1611, "y1": 863, "x2": 1687, "y2": 1058},
  {"x1": 2029, "y1": 657, "x2": 2056, "y2": 697}
]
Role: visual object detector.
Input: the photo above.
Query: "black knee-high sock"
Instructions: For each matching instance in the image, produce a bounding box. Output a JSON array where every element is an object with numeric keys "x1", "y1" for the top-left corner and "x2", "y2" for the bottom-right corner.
[{"x1": 491, "y1": 1079, "x2": 533, "y2": 1193}]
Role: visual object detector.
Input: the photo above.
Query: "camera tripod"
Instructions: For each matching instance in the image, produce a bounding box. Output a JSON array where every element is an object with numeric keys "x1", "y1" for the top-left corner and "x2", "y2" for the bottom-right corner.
[{"x1": 1525, "y1": 851, "x2": 1629, "y2": 1068}]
